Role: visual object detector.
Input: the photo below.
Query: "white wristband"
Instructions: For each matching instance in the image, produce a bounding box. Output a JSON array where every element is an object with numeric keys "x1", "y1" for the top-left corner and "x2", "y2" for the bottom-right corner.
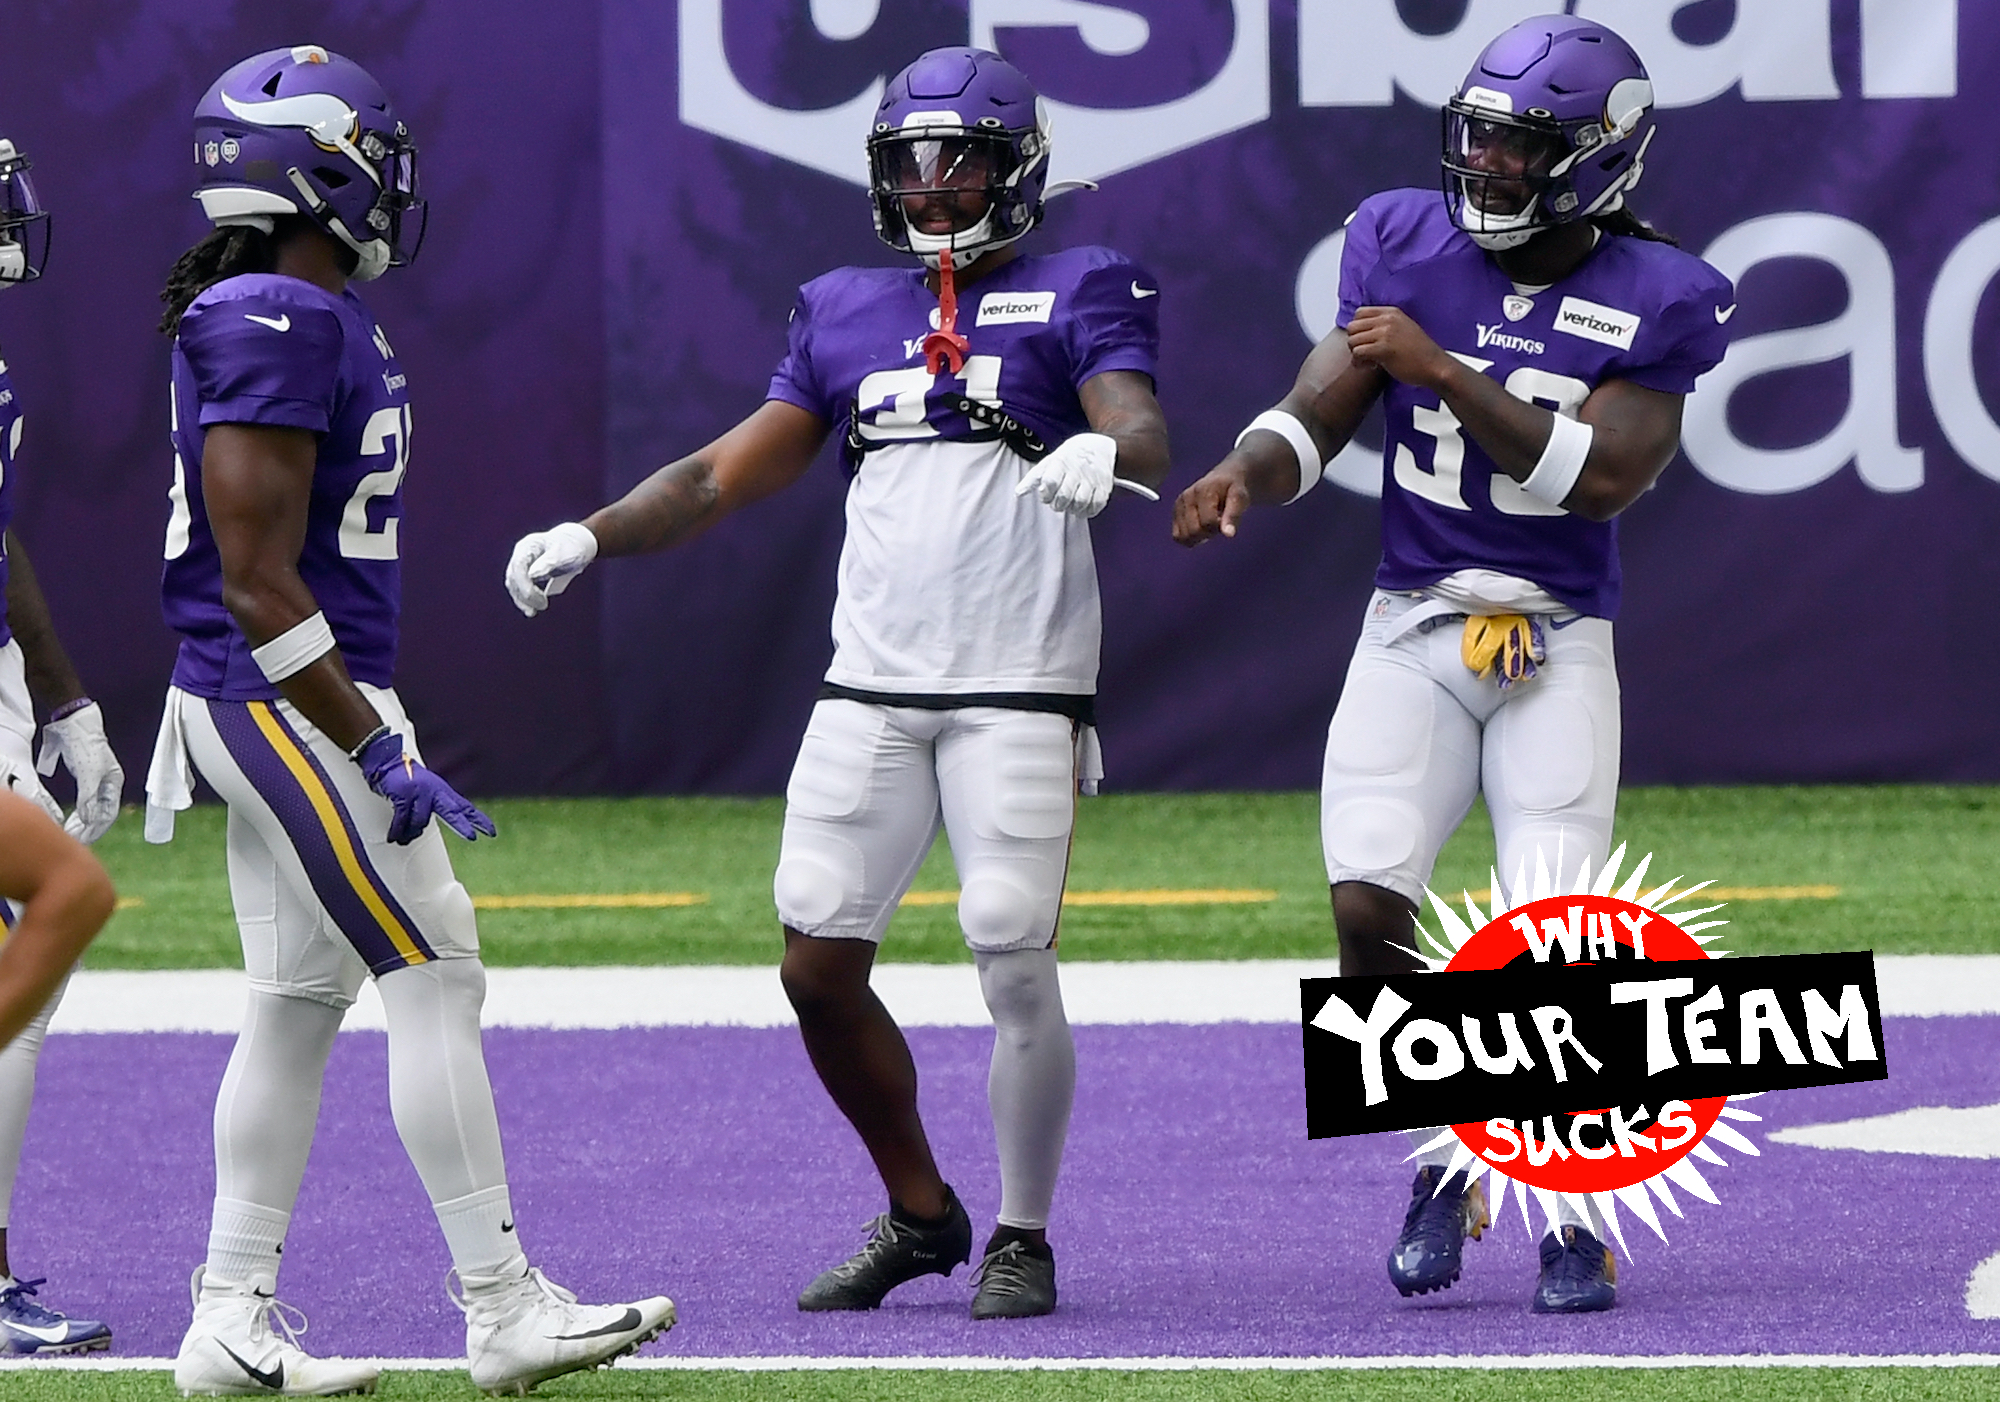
[
  {"x1": 1522, "y1": 413, "x2": 1594, "y2": 508},
  {"x1": 1236, "y1": 409, "x2": 1325, "y2": 505},
  {"x1": 251, "y1": 611, "x2": 336, "y2": 683}
]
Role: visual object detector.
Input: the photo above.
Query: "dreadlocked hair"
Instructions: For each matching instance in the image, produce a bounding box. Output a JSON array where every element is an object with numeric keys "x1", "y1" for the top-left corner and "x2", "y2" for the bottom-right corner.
[
  {"x1": 1589, "y1": 207, "x2": 1677, "y2": 246},
  {"x1": 158, "y1": 223, "x2": 283, "y2": 334}
]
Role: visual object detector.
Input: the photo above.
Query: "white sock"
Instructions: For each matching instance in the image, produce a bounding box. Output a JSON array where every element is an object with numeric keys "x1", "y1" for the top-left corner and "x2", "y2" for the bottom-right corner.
[
  {"x1": 434, "y1": 1185, "x2": 527, "y2": 1282},
  {"x1": 207, "y1": 989, "x2": 344, "y2": 1289},
  {"x1": 976, "y1": 948, "x2": 1074, "y2": 1231},
  {"x1": 207, "y1": 1199, "x2": 291, "y2": 1287},
  {"x1": 0, "y1": 972, "x2": 66, "y2": 1229},
  {"x1": 376, "y1": 959, "x2": 517, "y2": 1275},
  {"x1": 1405, "y1": 1127, "x2": 1455, "y2": 1170}
]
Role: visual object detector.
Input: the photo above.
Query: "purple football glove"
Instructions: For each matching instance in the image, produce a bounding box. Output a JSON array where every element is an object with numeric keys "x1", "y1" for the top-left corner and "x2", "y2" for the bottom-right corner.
[{"x1": 354, "y1": 730, "x2": 496, "y2": 845}]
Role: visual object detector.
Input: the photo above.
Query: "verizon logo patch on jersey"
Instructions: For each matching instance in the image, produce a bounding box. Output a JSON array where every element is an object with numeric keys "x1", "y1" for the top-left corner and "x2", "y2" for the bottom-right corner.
[
  {"x1": 976, "y1": 291, "x2": 1057, "y2": 326},
  {"x1": 1553, "y1": 297, "x2": 1641, "y2": 351}
]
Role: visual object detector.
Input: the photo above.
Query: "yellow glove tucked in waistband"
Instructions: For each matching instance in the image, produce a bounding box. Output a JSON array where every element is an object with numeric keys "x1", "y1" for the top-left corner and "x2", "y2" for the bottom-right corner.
[{"x1": 1461, "y1": 613, "x2": 1547, "y2": 689}]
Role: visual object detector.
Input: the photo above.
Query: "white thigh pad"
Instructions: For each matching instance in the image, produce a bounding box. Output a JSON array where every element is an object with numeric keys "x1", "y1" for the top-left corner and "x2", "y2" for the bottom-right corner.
[
  {"x1": 1319, "y1": 617, "x2": 1483, "y2": 907},
  {"x1": 938, "y1": 711, "x2": 1074, "y2": 953},
  {"x1": 1324, "y1": 666, "x2": 1435, "y2": 781},
  {"x1": 774, "y1": 701, "x2": 942, "y2": 943}
]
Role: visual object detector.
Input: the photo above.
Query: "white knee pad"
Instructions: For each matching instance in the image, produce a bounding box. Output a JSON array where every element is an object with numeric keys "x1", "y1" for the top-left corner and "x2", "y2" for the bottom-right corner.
[
  {"x1": 959, "y1": 876, "x2": 1045, "y2": 953},
  {"x1": 773, "y1": 853, "x2": 850, "y2": 933}
]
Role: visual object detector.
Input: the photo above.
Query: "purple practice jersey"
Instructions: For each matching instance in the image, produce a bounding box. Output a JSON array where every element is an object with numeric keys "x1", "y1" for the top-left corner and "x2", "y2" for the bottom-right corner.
[
  {"x1": 1339, "y1": 189, "x2": 1734, "y2": 618},
  {"x1": 767, "y1": 246, "x2": 1158, "y2": 465},
  {"x1": 0, "y1": 360, "x2": 21, "y2": 648},
  {"x1": 162, "y1": 274, "x2": 412, "y2": 699},
  {"x1": 765, "y1": 246, "x2": 1159, "y2": 700}
]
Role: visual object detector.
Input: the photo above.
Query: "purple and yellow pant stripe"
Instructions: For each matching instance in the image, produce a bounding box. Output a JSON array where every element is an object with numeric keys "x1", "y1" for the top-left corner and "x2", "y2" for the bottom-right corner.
[{"x1": 211, "y1": 700, "x2": 435, "y2": 975}]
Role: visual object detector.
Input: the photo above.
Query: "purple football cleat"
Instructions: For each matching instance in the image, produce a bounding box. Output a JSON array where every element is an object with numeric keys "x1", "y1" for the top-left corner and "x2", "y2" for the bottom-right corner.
[
  {"x1": 1533, "y1": 1224, "x2": 1619, "y2": 1313},
  {"x1": 0, "y1": 1277, "x2": 111, "y2": 1356},
  {"x1": 1387, "y1": 1166, "x2": 1489, "y2": 1297}
]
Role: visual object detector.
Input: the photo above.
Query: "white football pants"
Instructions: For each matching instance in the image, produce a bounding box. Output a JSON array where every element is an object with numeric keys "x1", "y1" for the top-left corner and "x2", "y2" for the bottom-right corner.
[
  {"x1": 176, "y1": 686, "x2": 519, "y2": 1284},
  {"x1": 1321, "y1": 591, "x2": 1621, "y2": 907}
]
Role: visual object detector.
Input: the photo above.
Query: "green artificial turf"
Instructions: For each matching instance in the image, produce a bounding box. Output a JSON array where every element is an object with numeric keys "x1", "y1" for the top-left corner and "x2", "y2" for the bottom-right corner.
[
  {"x1": 82, "y1": 786, "x2": 1996, "y2": 970},
  {"x1": 0, "y1": 1368, "x2": 1993, "y2": 1402}
]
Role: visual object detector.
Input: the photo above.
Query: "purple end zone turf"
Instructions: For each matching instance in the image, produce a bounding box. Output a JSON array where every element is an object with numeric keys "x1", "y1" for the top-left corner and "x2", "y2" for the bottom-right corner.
[{"x1": 11, "y1": 1019, "x2": 1999, "y2": 1359}]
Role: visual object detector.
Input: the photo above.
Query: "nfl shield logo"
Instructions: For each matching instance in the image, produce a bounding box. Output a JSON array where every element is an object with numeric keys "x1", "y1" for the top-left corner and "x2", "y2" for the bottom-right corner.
[{"x1": 1503, "y1": 294, "x2": 1534, "y2": 322}]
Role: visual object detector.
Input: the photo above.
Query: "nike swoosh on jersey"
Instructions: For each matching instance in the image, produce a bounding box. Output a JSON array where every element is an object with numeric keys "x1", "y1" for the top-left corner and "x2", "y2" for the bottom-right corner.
[
  {"x1": 244, "y1": 313, "x2": 292, "y2": 332},
  {"x1": 552, "y1": 1307, "x2": 642, "y2": 1341},
  {"x1": 220, "y1": 1342, "x2": 285, "y2": 1390},
  {"x1": 1130, "y1": 281, "x2": 1158, "y2": 299},
  {"x1": 1548, "y1": 614, "x2": 1589, "y2": 630},
  {"x1": 1714, "y1": 304, "x2": 1737, "y2": 324}
]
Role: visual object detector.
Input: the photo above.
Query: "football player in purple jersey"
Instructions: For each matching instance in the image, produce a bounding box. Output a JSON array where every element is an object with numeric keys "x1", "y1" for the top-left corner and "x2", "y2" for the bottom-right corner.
[
  {"x1": 1175, "y1": 15, "x2": 1734, "y2": 1314},
  {"x1": 146, "y1": 47, "x2": 671, "y2": 1395},
  {"x1": 0, "y1": 133, "x2": 124, "y2": 1356},
  {"x1": 508, "y1": 47, "x2": 1168, "y2": 1319}
]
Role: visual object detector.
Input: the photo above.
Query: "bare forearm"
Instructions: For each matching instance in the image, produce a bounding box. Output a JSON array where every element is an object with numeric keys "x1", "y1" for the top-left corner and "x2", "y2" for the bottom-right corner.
[
  {"x1": 221, "y1": 573, "x2": 382, "y2": 752},
  {"x1": 3, "y1": 534, "x2": 86, "y2": 713},
  {"x1": 1434, "y1": 362, "x2": 1551, "y2": 481},
  {"x1": 1080, "y1": 373, "x2": 1171, "y2": 492},
  {"x1": 584, "y1": 454, "x2": 723, "y2": 558}
]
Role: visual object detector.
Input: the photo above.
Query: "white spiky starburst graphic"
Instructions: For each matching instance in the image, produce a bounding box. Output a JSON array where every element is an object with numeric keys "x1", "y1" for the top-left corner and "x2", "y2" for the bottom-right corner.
[{"x1": 1404, "y1": 842, "x2": 1764, "y2": 1258}]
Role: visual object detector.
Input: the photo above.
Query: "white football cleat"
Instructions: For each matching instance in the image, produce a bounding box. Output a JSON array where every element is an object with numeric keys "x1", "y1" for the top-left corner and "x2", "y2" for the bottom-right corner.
[
  {"x1": 173, "y1": 1267, "x2": 379, "y2": 1397},
  {"x1": 453, "y1": 1263, "x2": 674, "y2": 1396}
]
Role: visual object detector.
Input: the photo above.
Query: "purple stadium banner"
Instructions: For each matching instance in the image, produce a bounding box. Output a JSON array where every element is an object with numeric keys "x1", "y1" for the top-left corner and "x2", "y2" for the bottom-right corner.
[{"x1": 6, "y1": 2, "x2": 1997, "y2": 795}]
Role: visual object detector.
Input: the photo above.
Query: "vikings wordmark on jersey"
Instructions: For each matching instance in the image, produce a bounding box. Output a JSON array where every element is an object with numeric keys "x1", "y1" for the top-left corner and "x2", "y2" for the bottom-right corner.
[
  {"x1": 767, "y1": 246, "x2": 1158, "y2": 700},
  {"x1": 162, "y1": 274, "x2": 412, "y2": 699},
  {"x1": 1339, "y1": 189, "x2": 1734, "y2": 618}
]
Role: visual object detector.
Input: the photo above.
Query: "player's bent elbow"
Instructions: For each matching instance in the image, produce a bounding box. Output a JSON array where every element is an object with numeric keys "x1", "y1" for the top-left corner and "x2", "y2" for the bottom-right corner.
[{"x1": 1564, "y1": 474, "x2": 1642, "y2": 524}]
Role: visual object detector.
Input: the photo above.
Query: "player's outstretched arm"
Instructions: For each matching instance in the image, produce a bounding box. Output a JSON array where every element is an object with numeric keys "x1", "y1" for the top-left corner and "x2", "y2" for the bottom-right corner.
[
  {"x1": 204, "y1": 423, "x2": 492, "y2": 844},
  {"x1": 1173, "y1": 328, "x2": 1385, "y2": 545},
  {"x1": 1015, "y1": 370, "x2": 1170, "y2": 519},
  {"x1": 1346, "y1": 305, "x2": 1682, "y2": 522},
  {"x1": 4, "y1": 532, "x2": 125, "y2": 843},
  {"x1": 505, "y1": 401, "x2": 829, "y2": 617},
  {"x1": 0, "y1": 791, "x2": 114, "y2": 1047}
]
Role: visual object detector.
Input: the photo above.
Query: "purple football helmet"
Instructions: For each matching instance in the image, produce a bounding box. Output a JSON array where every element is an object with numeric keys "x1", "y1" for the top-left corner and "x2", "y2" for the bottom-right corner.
[
  {"x1": 1442, "y1": 15, "x2": 1656, "y2": 250},
  {"x1": 0, "y1": 137, "x2": 50, "y2": 287},
  {"x1": 867, "y1": 47, "x2": 1051, "y2": 266},
  {"x1": 191, "y1": 45, "x2": 424, "y2": 280}
]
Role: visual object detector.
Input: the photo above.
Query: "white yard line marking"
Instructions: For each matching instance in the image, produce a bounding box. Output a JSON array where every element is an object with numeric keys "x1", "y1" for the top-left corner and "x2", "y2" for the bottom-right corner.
[
  {"x1": 13, "y1": 1353, "x2": 2000, "y2": 1372},
  {"x1": 48, "y1": 955, "x2": 2000, "y2": 1035}
]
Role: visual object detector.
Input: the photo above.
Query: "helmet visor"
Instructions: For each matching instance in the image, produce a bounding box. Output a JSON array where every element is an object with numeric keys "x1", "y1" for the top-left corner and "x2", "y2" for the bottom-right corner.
[
  {"x1": 1443, "y1": 104, "x2": 1567, "y2": 221},
  {"x1": 868, "y1": 129, "x2": 1016, "y2": 240},
  {"x1": 367, "y1": 135, "x2": 426, "y2": 267},
  {"x1": 0, "y1": 151, "x2": 50, "y2": 283}
]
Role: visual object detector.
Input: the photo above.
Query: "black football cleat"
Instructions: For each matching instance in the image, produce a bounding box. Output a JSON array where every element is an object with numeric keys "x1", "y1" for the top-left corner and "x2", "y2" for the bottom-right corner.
[
  {"x1": 969, "y1": 1240, "x2": 1057, "y2": 1320},
  {"x1": 797, "y1": 1188, "x2": 973, "y2": 1311},
  {"x1": 1532, "y1": 1224, "x2": 1618, "y2": 1313},
  {"x1": 1387, "y1": 1165, "x2": 1489, "y2": 1297}
]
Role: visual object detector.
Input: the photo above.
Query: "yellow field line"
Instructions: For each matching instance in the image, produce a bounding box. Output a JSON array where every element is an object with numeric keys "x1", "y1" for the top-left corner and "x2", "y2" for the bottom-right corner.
[
  {"x1": 901, "y1": 889, "x2": 1279, "y2": 908},
  {"x1": 471, "y1": 893, "x2": 709, "y2": 910},
  {"x1": 114, "y1": 897, "x2": 145, "y2": 911},
  {"x1": 1460, "y1": 884, "x2": 1840, "y2": 904}
]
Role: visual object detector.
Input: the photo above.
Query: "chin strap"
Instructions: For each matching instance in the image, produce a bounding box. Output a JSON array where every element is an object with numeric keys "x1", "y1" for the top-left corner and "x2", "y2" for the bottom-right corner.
[{"x1": 921, "y1": 247, "x2": 971, "y2": 376}]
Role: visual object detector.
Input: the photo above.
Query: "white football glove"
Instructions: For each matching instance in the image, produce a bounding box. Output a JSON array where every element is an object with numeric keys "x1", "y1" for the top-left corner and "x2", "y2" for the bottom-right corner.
[
  {"x1": 1015, "y1": 432, "x2": 1119, "y2": 518},
  {"x1": 36, "y1": 702, "x2": 124, "y2": 844},
  {"x1": 505, "y1": 521, "x2": 600, "y2": 617}
]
